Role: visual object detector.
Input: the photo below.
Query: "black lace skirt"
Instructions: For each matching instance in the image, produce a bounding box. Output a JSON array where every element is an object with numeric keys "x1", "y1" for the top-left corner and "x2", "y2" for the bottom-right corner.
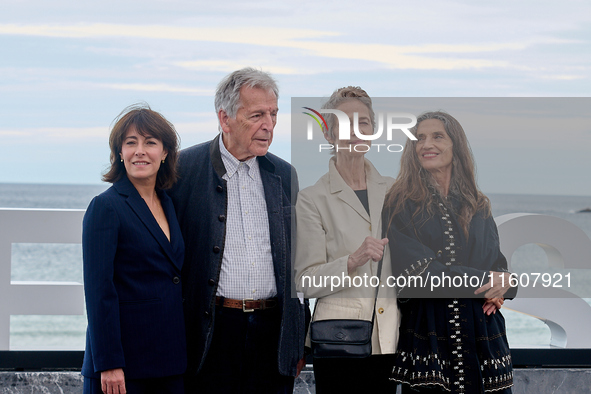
[{"x1": 391, "y1": 298, "x2": 513, "y2": 394}]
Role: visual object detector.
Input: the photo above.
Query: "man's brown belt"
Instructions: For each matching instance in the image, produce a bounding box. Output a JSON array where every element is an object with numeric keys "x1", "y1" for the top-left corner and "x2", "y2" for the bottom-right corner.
[{"x1": 215, "y1": 296, "x2": 278, "y2": 312}]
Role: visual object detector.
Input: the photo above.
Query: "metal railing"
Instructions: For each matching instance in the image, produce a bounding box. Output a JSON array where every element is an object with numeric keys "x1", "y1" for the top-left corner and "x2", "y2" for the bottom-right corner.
[{"x1": 2, "y1": 209, "x2": 591, "y2": 369}]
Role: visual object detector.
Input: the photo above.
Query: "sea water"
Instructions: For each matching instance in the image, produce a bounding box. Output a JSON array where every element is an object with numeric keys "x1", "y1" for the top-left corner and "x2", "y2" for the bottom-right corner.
[{"x1": 1, "y1": 183, "x2": 590, "y2": 350}]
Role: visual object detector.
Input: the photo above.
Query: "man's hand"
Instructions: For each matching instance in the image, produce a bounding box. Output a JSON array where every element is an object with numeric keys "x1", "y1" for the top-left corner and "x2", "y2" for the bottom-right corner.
[{"x1": 101, "y1": 368, "x2": 126, "y2": 394}]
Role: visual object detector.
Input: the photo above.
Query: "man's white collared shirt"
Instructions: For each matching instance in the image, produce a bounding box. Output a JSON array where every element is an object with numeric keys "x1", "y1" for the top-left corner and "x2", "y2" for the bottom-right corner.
[{"x1": 216, "y1": 136, "x2": 277, "y2": 300}]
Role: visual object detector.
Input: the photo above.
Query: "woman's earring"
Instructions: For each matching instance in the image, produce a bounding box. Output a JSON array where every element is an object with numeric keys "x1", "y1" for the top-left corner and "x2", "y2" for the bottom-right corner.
[
  {"x1": 162, "y1": 159, "x2": 165, "y2": 164},
  {"x1": 120, "y1": 158, "x2": 123, "y2": 162}
]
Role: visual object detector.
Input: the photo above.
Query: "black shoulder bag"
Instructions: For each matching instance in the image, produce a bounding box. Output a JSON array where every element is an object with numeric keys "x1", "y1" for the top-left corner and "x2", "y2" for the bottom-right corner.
[{"x1": 309, "y1": 258, "x2": 383, "y2": 359}]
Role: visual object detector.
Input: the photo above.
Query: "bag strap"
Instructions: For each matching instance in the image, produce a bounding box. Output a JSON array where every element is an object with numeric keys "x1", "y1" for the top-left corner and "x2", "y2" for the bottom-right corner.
[
  {"x1": 369, "y1": 257, "x2": 383, "y2": 325},
  {"x1": 312, "y1": 256, "x2": 384, "y2": 324}
]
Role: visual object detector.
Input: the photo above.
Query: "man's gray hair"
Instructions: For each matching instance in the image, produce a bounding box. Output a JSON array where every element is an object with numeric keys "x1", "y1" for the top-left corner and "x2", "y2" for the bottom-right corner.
[{"x1": 215, "y1": 67, "x2": 279, "y2": 127}]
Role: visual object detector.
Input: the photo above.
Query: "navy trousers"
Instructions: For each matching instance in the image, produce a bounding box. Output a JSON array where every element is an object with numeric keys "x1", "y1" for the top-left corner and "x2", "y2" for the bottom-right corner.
[{"x1": 184, "y1": 305, "x2": 294, "y2": 394}]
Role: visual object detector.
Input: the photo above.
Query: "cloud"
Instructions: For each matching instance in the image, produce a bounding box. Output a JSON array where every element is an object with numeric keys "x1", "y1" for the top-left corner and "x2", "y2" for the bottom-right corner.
[
  {"x1": 100, "y1": 83, "x2": 213, "y2": 94},
  {"x1": 538, "y1": 74, "x2": 587, "y2": 81},
  {"x1": 0, "y1": 23, "x2": 535, "y2": 71},
  {"x1": 1, "y1": 127, "x2": 107, "y2": 141},
  {"x1": 0, "y1": 24, "x2": 338, "y2": 44},
  {"x1": 173, "y1": 60, "x2": 315, "y2": 75},
  {"x1": 287, "y1": 42, "x2": 509, "y2": 70},
  {"x1": 174, "y1": 121, "x2": 218, "y2": 135}
]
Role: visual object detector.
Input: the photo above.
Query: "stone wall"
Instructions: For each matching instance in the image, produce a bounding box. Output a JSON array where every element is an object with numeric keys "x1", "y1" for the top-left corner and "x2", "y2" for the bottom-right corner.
[{"x1": 2, "y1": 368, "x2": 591, "y2": 393}]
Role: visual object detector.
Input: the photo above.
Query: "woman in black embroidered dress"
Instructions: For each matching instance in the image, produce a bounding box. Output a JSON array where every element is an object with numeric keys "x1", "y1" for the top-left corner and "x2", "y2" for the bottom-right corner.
[{"x1": 382, "y1": 111, "x2": 516, "y2": 393}]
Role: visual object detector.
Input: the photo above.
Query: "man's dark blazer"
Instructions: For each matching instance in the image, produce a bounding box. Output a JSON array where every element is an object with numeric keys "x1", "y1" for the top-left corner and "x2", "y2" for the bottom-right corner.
[
  {"x1": 169, "y1": 134, "x2": 308, "y2": 377},
  {"x1": 81, "y1": 175, "x2": 187, "y2": 380}
]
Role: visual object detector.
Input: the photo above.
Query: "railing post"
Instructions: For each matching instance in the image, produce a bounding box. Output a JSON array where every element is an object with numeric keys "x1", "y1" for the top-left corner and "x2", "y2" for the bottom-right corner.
[{"x1": 0, "y1": 209, "x2": 85, "y2": 350}]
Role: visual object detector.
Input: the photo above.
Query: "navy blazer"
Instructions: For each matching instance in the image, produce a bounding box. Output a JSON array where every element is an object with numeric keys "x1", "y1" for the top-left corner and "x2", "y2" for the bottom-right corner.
[
  {"x1": 169, "y1": 135, "x2": 309, "y2": 377},
  {"x1": 81, "y1": 175, "x2": 187, "y2": 380}
]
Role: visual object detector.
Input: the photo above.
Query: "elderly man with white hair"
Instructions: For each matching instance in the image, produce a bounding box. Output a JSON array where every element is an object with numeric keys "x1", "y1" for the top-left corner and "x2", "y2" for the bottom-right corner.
[{"x1": 169, "y1": 67, "x2": 308, "y2": 394}]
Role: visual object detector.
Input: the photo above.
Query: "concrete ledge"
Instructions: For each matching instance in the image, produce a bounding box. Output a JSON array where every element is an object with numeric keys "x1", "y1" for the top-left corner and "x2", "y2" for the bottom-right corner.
[
  {"x1": 2, "y1": 368, "x2": 591, "y2": 393},
  {"x1": 295, "y1": 368, "x2": 591, "y2": 394},
  {"x1": 512, "y1": 368, "x2": 591, "y2": 394},
  {"x1": 0, "y1": 372, "x2": 83, "y2": 393}
]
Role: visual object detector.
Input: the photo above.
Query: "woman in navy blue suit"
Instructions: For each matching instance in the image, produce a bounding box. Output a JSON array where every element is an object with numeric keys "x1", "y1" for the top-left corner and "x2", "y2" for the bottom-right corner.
[{"x1": 82, "y1": 105, "x2": 186, "y2": 394}]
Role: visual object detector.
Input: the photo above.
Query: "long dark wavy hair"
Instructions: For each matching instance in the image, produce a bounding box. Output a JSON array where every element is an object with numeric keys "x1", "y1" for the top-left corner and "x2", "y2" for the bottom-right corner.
[{"x1": 384, "y1": 111, "x2": 490, "y2": 237}]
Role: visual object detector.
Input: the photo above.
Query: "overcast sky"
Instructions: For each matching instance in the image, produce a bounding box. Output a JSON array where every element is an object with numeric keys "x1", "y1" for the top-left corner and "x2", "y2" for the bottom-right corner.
[{"x1": 1, "y1": 0, "x2": 590, "y2": 195}]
